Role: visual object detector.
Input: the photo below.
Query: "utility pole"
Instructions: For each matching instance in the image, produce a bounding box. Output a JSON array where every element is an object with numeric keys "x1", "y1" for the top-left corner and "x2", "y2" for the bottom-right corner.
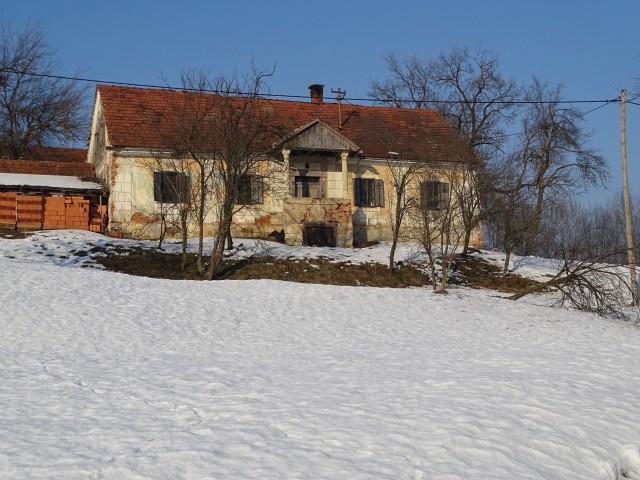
[
  {"x1": 621, "y1": 89, "x2": 639, "y2": 306},
  {"x1": 332, "y1": 88, "x2": 346, "y2": 130}
]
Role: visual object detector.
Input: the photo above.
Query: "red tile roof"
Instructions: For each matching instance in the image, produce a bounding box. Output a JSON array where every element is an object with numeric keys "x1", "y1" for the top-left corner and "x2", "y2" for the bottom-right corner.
[
  {"x1": 96, "y1": 85, "x2": 468, "y2": 162},
  {"x1": 0, "y1": 147, "x2": 88, "y2": 163},
  {"x1": 0, "y1": 147, "x2": 95, "y2": 178},
  {"x1": 0, "y1": 159, "x2": 95, "y2": 177}
]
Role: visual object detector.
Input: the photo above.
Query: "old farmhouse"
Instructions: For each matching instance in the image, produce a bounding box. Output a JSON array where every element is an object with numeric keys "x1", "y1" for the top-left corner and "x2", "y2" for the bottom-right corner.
[{"x1": 87, "y1": 84, "x2": 482, "y2": 248}]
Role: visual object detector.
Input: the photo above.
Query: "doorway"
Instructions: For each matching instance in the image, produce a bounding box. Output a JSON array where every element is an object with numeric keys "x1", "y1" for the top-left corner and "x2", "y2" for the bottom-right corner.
[{"x1": 303, "y1": 222, "x2": 337, "y2": 247}]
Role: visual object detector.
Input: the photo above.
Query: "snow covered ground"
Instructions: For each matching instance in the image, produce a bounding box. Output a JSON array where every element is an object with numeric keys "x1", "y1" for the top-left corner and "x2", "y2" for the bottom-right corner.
[{"x1": 1, "y1": 230, "x2": 639, "y2": 479}]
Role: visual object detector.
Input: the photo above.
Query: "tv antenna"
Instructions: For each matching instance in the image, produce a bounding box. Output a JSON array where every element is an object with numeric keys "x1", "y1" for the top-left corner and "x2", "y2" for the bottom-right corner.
[{"x1": 332, "y1": 87, "x2": 346, "y2": 129}]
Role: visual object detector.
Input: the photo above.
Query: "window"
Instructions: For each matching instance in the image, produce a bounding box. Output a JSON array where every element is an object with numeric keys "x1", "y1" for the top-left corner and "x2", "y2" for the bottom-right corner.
[
  {"x1": 153, "y1": 171, "x2": 188, "y2": 204},
  {"x1": 420, "y1": 181, "x2": 449, "y2": 210},
  {"x1": 354, "y1": 178, "x2": 384, "y2": 207},
  {"x1": 237, "y1": 174, "x2": 264, "y2": 205},
  {"x1": 295, "y1": 176, "x2": 322, "y2": 198}
]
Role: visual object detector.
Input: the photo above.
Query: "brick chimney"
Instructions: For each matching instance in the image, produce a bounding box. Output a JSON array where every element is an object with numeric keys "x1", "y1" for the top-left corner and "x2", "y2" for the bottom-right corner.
[{"x1": 308, "y1": 84, "x2": 324, "y2": 104}]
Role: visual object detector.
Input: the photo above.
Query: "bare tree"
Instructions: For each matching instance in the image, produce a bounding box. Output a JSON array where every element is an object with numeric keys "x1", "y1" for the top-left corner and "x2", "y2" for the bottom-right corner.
[
  {"x1": 369, "y1": 53, "x2": 436, "y2": 109},
  {"x1": 410, "y1": 167, "x2": 465, "y2": 292},
  {"x1": 0, "y1": 21, "x2": 87, "y2": 157},
  {"x1": 370, "y1": 46, "x2": 519, "y2": 253},
  {"x1": 510, "y1": 246, "x2": 637, "y2": 319},
  {"x1": 202, "y1": 66, "x2": 285, "y2": 280},
  {"x1": 146, "y1": 66, "x2": 285, "y2": 278},
  {"x1": 384, "y1": 154, "x2": 426, "y2": 273},
  {"x1": 144, "y1": 154, "x2": 194, "y2": 271},
  {"x1": 370, "y1": 47, "x2": 518, "y2": 151},
  {"x1": 485, "y1": 149, "x2": 534, "y2": 277},
  {"x1": 520, "y1": 78, "x2": 608, "y2": 255},
  {"x1": 532, "y1": 194, "x2": 640, "y2": 267},
  {"x1": 148, "y1": 70, "x2": 221, "y2": 274},
  {"x1": 501, "y1": 191, "x2": 638, "y2": 317}
]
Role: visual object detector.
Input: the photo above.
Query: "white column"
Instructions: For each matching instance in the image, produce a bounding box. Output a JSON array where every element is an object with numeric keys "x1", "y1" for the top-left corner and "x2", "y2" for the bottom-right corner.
[
  {"x1": 341, "y1": 151, "x2": 349, "y2": 199},
  {"x1": 282, "y1": 148, "x2": 291, "y2": 196}
]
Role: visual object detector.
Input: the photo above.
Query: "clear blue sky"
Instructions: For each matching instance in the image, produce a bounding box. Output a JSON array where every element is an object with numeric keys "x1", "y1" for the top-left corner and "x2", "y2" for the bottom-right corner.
[{"x1": 2, "y1": 0, "x2": 639, "y2": 205}]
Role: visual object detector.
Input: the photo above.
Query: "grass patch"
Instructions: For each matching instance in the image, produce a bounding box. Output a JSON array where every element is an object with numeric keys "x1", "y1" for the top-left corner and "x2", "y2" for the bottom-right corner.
[
  {"x1": 225, "y1": 257, "x2": 428, "y2": 288},
  {"x1": 95, "y1": 248, "x2": 429, "y2": 287},
  {"x1": 95, "y1": 248, "x2": 209, "y2": 280},
  {"x1": 0, "y1": 229, "x2": 30, "y2": 239},
  {"x1": 454, "y1": 254, "x2": 539, "y2": 293},
  {"x1": 93, "y1": 246, "x2": 538, "y2": 292}
]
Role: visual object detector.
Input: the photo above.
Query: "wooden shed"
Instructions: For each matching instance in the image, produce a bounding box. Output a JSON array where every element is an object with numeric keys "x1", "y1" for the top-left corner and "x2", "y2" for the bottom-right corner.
[{"x1": 0, "y1": 148, "x2": 107, "y2": 232}]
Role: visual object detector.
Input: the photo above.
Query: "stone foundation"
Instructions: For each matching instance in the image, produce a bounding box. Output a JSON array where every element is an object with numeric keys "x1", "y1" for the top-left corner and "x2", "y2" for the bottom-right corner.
[{"x1": 283, "y1": 197, "x2": 352, "y2": 247}]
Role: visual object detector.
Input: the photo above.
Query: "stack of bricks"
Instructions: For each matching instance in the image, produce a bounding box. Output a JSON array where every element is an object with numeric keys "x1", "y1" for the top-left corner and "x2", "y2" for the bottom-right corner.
[
  {"x1": 89, "y1": 202, "x2": 107, "y2": 232},
  {"x1": 0, "y1": 193, "x2": 97, "y2": 231},
  {"x1": 42, "y1": 197, "x2": 67, "y2": 230},
  {"x1": 62, "y1": 196, "x2": 90, "y2": 230},
  {"x1": 0, "y1": 192, "x2": 17, "y2": 229},
  {"x1": 16, "y1": 195, "x2": 43, "y2": 230}
]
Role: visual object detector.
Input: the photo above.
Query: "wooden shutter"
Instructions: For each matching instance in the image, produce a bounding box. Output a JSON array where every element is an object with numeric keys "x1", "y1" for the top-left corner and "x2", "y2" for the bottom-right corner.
[
  {"x1": 153, "y1": 172, "x2": 162, "y2": 202},
  {"x1": 439, "y1": 182, "x2": 449, "y2": 210},
  {"x1": 176, "y1": 173, "x2": 188, "y2": 203},
  {"x1": 375, "y1": 179, "x2": 385, "y2": 207},
  {"x1": 238, "y1": 175, "x2": 250, "y2": 204},
  {"x1": 421, "y1": 181, "x2": 446, "y2": 210},
  {"x1": 252, "y1": 175, "x2": 264, "y2": 204},
  {"x1": 354, "y1": 178, "x2": 362, "y2": 206},
  {"x1": 420, "y1": 181, "x2": 428, "y2": 209}
]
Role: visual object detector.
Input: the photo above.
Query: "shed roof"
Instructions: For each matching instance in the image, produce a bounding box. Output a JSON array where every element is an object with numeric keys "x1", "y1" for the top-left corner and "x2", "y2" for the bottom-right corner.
[
  {"x1": 0, "y1": 147, "x2": 89, "y2": 163},
  {"x1": 0, "y1": 148, "x2": 102, "y2": 194},
  {"x1": 0, "y1": 173, "x2": 103, "y2": 193},
  {"x1": 0, "y1": 157, "x2": 95, "y2": 178},
  {"x1": 95, "y1": 85, "x2": 469, "y2": 162}
]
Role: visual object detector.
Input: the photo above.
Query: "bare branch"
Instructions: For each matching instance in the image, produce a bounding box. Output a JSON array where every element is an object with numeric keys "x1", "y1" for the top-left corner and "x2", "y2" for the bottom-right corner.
[{"x1": 0, "y1": 20, "x2": 88, "y2": 157}]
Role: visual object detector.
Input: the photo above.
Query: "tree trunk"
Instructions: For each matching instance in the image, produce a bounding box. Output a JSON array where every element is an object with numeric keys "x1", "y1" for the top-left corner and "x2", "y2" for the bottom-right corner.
[
  {"x1": 502, "y1": 249, "x2": 511, "y2": 278},
  {"x1": 462, "y1": 228, "x2": 472, "y2": 255},
  {"x1": 388, "y1": 213, "x2": 402, "y2": 273},
  {"x1": 180, "y1": 211, "x2": 188, "y2": 272},
  {"x1": 439, "y1": 265, "x2": 448, "y2": 292},
  {"x1": 524, "y1": 185, "x2": 545, "y2": 256},
  {"x1": 428, "y1": 257, "x2": 438, "y2": 291},
  {"x1": 388, "y1": 189, "x2": 404, "y2": 273},
  {"x1": 509, "y1": 273, "x2": 567, "y2": 300},
  {"x1": 207, "y1": 203, "x2": 233, "y2": 280},
  {"x1": 206, "y1": 226, "x2": 228, "y2": 280},
  {"x1": 196, "y1": 168, "x2": 207, "y2": 274},
  {"x1": 158, "y1": 213, "x2": 166, "y2": 249}
]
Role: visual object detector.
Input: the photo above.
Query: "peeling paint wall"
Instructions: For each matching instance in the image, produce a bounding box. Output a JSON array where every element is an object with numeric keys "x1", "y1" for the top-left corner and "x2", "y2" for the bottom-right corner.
[
  {"x1": 100, "y1": 150, "x2": 482, "y2": 249},
  {"x1": 283, "y1": 197, "x2": 352, "y2": 247},
  {"x1": 107, "y1": 154, "x2": 289, "y2": 240}
]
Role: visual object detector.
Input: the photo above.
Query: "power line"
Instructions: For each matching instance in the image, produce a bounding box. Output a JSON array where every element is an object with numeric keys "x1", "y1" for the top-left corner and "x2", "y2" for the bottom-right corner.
[
  {"x1": 495, "y1": 100, "x2": 617, "y2": 140},
  {"x1": 0, "y1": 69, "x2": 311, "y2": 100},
  {"x1": 0, "y1": 68, "x2": 623, "y2": 107},
  {"x1": 365, "y1": 97, "x2": 619, "y2": 106}
]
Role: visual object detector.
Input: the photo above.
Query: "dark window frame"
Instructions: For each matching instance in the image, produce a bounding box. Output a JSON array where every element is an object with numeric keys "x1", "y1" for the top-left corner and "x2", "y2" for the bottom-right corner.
[
  {"x1": 237, "y1": 174, "x2": 264, "y2": 205},
  {"x1": 153, "y1": 171, "x2": 188, "y2": 204},
  {"x1": 420, "y1": 181, "x2": 449, "y2": 210},
  {"x1": 354, "y1": 178, "x2": 384, "y2": 207},
  {"x1": 294, "y1": 175, "x2": 322, "y2": 198}
]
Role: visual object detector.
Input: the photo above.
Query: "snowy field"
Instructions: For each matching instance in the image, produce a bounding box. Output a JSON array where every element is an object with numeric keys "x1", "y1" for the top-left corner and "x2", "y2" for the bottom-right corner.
[{"x1": 1, "y1": 230, "x2": 639, "y2": 479}]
